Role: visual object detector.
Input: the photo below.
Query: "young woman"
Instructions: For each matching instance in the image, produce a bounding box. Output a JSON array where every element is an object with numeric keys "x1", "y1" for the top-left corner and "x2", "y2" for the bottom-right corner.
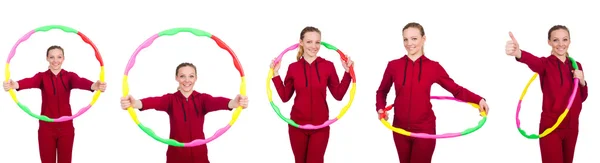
[
  {"x1": 505, "y1": 25, "x2": 588, "y2": 163},
  {"x1": 269, "y1": 26, "x2": 354, "y2": 163},
  {"x1": 375, "y1": 22, "x2": 490, "y2": 163},
  {"x1": 120, "y1": 62, "x2": 249, "y2": 163},
  {"x1": 2, "y1": 45, "x2": 107, "y2": 163}
]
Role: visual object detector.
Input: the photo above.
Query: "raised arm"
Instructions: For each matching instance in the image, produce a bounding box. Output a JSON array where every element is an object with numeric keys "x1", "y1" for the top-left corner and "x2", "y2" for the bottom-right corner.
[
  {"x1": 375, "y1": 61, "x2": 394, "y2": 111},
  {"x1": 69, "y1": 72, "x2": 94, "y2": 92},
  {"x1": 435, "y1": 63, "x2": 483, "y2": 104},
  {"x1": 200, "y1": 93, "x2": 232, "y2": 114},
  {"x1": 16, "y1": 72, "x2": 43, "y2": 91},
  {"x1": 327, "y1": 65, "x2": 352, "y2": 101},
  {"x1": 516, "y1": 50, "x2": 547, "y2": 75},
  {"x1": 138, "y1": 94, "x2": 172, "y2": 112},
  {"x1": 272, "y1": 64, "x2": 295, "y2": 102}
]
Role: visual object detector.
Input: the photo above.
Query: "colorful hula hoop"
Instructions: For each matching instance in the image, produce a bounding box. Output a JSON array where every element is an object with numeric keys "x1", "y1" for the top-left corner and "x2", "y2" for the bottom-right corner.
[
  {"x1": 122, "y1": 27, "x2": 246, "y2": 147},
  {"x1": 266, "y1": 42, "x2": 356, "y2": 130},
  {"x1": 4, "y1": 25, "x2": 105, "y2": 122},
  {"x1": 516, "y1": 56, "x2": 579, "y2": 139},
  {"x1": 379, "y1": 96, "x2": 487, "y2": 139}
]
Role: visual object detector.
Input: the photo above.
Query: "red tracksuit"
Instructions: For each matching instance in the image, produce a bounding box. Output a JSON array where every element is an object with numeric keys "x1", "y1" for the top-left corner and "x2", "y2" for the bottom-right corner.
[
  {"x1": 375, "y1": 55, "x2": 484, "y2": 163},
  {"x1": 16, "y1": 69, "x2": 94, "y2": 163},
  {"x1": 516, "y1": 50, "x2": 588, "y2": 163},
  {"x1": 272, "y1": 57, "x2": 351, "y2": 163},
  {"x1": 139, "y1": 90, "x2": 232, "y2": 163}
]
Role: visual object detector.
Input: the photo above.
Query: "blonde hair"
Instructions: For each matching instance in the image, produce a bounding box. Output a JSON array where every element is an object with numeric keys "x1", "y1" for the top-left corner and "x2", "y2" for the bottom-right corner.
[{"x1": 296, "y1": 26, "x2": 321, "y2": 61}]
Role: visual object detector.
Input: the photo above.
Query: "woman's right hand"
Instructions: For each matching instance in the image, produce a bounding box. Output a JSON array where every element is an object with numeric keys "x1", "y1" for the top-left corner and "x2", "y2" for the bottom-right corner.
[
  {"x1": 377, "y1": 109, "x2": 389, "y2": 121},
  {"x1": 270, "y1": 58, "x2": 281, "y2": 76},
  {"x1": 120, "y1": 95, "x2": 136, "y2": 110},
  {"x1": 3, "y1": 80, "x2": 17, "y2": 92},
  {"x1": 505, "y1": 32, "x2": 522, "y2": 58}
]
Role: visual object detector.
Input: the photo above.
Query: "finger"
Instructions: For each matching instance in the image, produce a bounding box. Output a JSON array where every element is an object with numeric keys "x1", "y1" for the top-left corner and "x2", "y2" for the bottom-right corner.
[{"x1": 509, "y1": 31, "x2": 519, "y2": 44}]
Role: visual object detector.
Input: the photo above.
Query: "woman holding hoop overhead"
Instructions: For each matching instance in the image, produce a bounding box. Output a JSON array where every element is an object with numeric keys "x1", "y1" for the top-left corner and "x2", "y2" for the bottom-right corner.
[
  {"x1": 119, "y1": 62, "x2": 248, "y2": 163},
  {"x1": 375, "y1": 22, "x2": 490, "y2": 163},
  {"x1": 506, "y1": 25, "x2": 588, "y2": 163},
  {"x1": 2, "y1": 45, "x2": 107, "y2": 163},
  {"x1": 269, "y1": 26, "x2": 354, "y2": 163}
]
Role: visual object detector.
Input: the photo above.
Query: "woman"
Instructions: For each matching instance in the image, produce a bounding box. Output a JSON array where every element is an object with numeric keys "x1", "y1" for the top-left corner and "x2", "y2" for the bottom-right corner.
[
  {"x1": 505, "y1": 25, "x2": 588, "y2": 163},
  {"x1": 2, "y1": 45, "x2": 107, "y2": 163},
  {"x1": 375, "y1": 22, "x2": 490, "y2": 163},
  {"x1": 269, "y1": 26, "x2": 354, "y2": 163},
  {"x1": 120, "y1": 62, "x2": 249, "y2": 163}
]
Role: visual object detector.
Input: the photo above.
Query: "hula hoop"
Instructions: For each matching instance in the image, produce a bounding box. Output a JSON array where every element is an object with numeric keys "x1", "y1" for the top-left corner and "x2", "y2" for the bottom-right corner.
[
  {"x1": 379, "y1": 96, "x2": 487, "y2": 139},
  {"x1": 122, "y1": 27, "x2": 246, "y2": 147},
  {"x1": 266, "y1": 42, "x2": 356, "y2": 130},
  {"x1": 4, "y1": 25, "x2": 105, "y2": 122},
  {"x1": 516, "y1": 56, "x2": 579, "y2": 139}
]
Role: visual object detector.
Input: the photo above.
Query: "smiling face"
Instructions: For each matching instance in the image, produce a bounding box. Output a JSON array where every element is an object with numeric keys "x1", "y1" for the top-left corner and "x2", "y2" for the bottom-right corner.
[
  {"x1": 548, "y1": 28, "x2": 570, "y2": 56},
  {"x1": 300, "y1": 31, "x2": 321, "y2": 58},
  {"x1": 176, "y1": 65, "x2": 197, "y2": 93},
  {"x1": 403, "y1": 27, "x2": 426, "y2": 56},
  {"x1": 46, "y1": 47, "x2": 64, "y2": 71}
]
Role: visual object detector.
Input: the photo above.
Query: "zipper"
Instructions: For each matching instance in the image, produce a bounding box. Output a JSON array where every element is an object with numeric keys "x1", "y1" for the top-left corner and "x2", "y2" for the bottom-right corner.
[
  {"x1": 308, "y1": 63, "x2": 313, "y2": 124},
  {"x1": 406, "y1": 61, "x2": 414, "y2": 130}
]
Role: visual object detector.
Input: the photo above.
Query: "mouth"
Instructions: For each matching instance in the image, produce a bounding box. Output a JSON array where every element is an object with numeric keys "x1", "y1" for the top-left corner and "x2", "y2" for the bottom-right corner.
[
  {"x1": 308, "y1": 49, "x2": 317, "y2": 54},
  {"x1": 181, "y1": 84, "x2": 192, "y2": 88}
]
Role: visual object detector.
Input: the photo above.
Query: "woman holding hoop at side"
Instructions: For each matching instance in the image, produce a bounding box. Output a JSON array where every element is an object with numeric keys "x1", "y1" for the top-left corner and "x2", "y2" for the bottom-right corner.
[
  {"x1": 375, "y1": 22, "x2": 490, "y2": 163},
  {"x1": 505, "y1": 25, "x2": 588, "y2": 163}
]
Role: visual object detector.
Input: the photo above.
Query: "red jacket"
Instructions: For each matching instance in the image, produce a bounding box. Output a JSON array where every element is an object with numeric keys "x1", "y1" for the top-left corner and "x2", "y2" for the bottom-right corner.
[
  {"x1": 516, "y1": 50, "x2": 588, "y2": 129},
  {"x1": 376, "y1": 55, "x2": 483, "y2": 130},
  {"x1": 139, "y1": 90, "x2": 231, "y2": 162},
  {"x1": 272, "y1": 57, "x2": 352, "y2": 125},
  {"x1": 17, "y1": 69, "x2": 94, "y2": 130}
]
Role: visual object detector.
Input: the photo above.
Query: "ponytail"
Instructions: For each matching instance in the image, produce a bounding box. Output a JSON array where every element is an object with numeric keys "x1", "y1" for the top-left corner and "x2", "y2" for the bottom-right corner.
[{"x1": 296, "y1": 46, "x2": 304, "y2": 61}]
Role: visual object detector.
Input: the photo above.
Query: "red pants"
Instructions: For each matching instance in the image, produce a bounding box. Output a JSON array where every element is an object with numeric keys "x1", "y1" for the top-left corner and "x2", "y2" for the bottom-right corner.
[
  {"x1": 539, "y1": 128, "x2": 579, "y2": 163},
  {"x1": 288, "y1": 125, "x2": 330, "y2": 163},
  {"x1": 38, "y1": 128, "x2": 75, "y2": 163},
  {"x1": 392, "y1": 127, "x2": 436, "y2": 163}
]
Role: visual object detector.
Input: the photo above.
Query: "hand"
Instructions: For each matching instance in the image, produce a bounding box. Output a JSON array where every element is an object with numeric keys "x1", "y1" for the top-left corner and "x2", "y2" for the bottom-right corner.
[
  {"x1": 229, "y1": 94, "x2": 249, "y2": 109},
  {"x1": 377, "y1": 109, "x2": 389, "y2": 121},
  {"x1": 572, "y1": 70, "x2": 586, "y2": 86},
  {"x1": 92, "y1": 80, "x2": 107, "y2": 92},
  {"x1": 505, "y1": 32, "x2": 522, "y2": 58},
  {"x1": 341, "y1": 55, "x2": 354, "y2": 73},
  {"x1": 120, "y1": 95, "x2": 136, "y2": 110},
  {"x1": 478, "y1": 99, "x2": 489, "y2": 116},
  {"x1": 3, "y1": 80, "x2": 18, "y2": 92},
  {"x1": 270, "y1": 58, "x2": 281, "y2": 76}
]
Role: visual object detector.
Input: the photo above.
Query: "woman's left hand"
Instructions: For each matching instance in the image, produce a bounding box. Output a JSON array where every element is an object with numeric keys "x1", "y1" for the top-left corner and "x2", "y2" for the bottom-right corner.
[
  {"x1": 478, "y1": 99, "x2": 489, "y2": 116},
  {"x1": 229, "y1": 94, "x2": 249, "y2": 109},
  {"x1": 92, "y1": 80, "x2": 107, "y2": 92},
  {"x1": 572, "y1": 70, "x2": 586, "y2": 86},
  {"x1": 341, "y1": 55, "x2": 354, "y2": 72}
]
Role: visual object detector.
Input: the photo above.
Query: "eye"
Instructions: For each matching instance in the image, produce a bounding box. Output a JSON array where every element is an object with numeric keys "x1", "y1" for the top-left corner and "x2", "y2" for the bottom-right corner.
[{"x1": 412, "y1": 38, "x2": 417, "y2": 41}]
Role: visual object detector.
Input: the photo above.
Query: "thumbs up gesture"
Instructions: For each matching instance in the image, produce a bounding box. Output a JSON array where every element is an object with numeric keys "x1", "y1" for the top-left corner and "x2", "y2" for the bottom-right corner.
[{"x1": 505, "y1": 32, "x2": 522, "y2": 58}]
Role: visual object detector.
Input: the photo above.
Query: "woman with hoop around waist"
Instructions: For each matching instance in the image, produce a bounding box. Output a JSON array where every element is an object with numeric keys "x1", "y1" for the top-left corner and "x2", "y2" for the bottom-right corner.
[
  {"x1": 119, "y1": 62, "x2": 248, "y2": 163},
  {"x1": 375, "y1": 22, "x2": 490, "y2": 163},
  {"x1": 2, "y1": 45, "x2": 107, "y2": 163},
  {"x1": 505, "y1": 25, "x2": 588, "y2": 163},
  {"x1": 269, "y1": 26, "x2": 354, "y2": 163}
]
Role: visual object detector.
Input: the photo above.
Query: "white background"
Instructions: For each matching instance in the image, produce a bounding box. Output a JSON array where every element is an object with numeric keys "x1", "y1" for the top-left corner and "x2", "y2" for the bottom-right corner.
[{"x1": 0, "y1": 0, "x2": 597, "y2": 163}]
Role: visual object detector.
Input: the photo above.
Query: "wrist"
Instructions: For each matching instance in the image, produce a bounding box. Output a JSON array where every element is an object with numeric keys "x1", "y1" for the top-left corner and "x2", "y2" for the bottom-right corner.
[{"x1": 580, "y1": 80, "x2": 586, "y2": 86}]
